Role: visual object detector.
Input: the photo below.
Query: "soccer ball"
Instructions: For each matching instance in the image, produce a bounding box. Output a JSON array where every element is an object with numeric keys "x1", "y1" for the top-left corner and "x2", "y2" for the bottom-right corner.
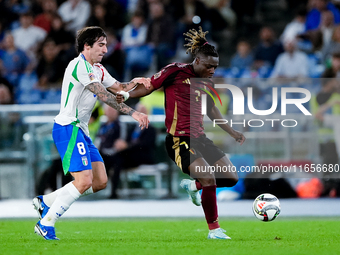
[{"x1": 252, "y1": 193, "x2": 281, "y2": 222}]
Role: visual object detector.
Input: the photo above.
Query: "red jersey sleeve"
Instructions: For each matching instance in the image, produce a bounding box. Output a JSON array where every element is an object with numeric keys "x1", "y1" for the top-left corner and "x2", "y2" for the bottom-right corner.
[{"x1": 151, "y1": 63, "x2": 179, "y2": 89}]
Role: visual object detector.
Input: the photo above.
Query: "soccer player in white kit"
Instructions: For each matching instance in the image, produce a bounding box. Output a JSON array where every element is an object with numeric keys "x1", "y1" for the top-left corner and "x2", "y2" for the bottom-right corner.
[{"x1": 32, "y1": 26, "x2": 150, "y2": 240}]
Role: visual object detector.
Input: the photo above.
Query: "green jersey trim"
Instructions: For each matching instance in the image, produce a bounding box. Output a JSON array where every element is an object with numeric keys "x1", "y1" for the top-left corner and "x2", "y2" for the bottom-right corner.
[
  {"x1": 72, "y1": 61, "x2": 80, "y2": 82},
  {"x1": 64, "y1": 82, "x2": 74, "y2": 107},
  {"x1": 62, "y1": 125, "x2": 79, "y2": 174},
  {"x1": 84, "y1": 60, "x2": 93, "y2": 74}
]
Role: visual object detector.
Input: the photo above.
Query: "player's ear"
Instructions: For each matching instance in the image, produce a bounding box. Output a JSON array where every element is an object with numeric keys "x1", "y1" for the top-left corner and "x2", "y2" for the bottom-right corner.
[
  {"x1": 195, "y1": 57, "x2": 200, "y2": 65},
  {"x1": 84, "y1": 43, "x2": 90, "y2": 50}
]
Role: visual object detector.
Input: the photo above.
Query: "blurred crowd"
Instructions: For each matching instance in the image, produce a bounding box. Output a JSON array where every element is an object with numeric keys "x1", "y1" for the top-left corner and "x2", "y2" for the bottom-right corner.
[
  {"x1": 0, "y1": 0, "x2": 236, "y2": 104},
  {"x1": 1, "y1": 0, "x2": 340, "y2": 106}
]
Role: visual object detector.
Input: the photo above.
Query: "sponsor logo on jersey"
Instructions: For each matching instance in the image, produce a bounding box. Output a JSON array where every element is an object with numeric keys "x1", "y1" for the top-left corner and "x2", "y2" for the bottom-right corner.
[
  {"x1": 88, "y1": 73, "x2": 95, "y2": 81},
  {"x1": 153, "y1": 71, "x2": 162, "y2": 79},
  {"x1": 182, "y1": 78, "x2": 191, "y2": 84}
]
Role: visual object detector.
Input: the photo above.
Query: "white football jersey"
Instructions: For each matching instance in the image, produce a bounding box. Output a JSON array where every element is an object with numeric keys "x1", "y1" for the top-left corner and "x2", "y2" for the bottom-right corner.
[{"x1": 55, "y1": 53, "x2": 116, "y2": 136}]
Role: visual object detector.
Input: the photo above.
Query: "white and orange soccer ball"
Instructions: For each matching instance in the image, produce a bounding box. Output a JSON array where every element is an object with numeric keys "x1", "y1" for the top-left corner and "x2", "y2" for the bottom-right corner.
[{"x1": 252, "y1": 193, "x2": 281, "y2": 222}]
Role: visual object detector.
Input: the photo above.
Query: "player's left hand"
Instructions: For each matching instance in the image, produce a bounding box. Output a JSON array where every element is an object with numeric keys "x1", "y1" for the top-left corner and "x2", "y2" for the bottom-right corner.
[
  {"x1": 231, "y1": 130, "x2": 245, "y2": 145},
  {"x1": 131, "y1": 111, "x2": 150, "y2": 130},
  {"x1": 132, "y1": 77, "x2": 151, "y2": 89}
]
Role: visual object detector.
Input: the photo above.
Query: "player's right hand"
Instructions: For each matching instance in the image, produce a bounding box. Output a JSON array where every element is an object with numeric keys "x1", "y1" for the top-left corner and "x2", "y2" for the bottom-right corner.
[
  {"x1": 116, "y1": 93, "x2": 125, "y2": 103},
  {"x1": 131, "y1": 77, "x2": 151, "y2": 89},
  {"x1": 231, "y1": 130, "x2": 246, "y2": 145},
  {"x1": 131, "y1": 111, "x2": 149, "y2": 130}
]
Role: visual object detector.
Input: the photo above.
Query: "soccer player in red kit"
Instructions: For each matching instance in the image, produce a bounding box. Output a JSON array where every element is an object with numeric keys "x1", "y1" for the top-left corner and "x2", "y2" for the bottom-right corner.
[{"x1": 113, "y1": 27, "x2": 245, "y2": 239}]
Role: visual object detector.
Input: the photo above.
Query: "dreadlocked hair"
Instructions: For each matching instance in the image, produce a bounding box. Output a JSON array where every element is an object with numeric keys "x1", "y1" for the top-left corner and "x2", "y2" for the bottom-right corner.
[{"x1": 183, "y1": 27, "x2": 218, "y2": 57}]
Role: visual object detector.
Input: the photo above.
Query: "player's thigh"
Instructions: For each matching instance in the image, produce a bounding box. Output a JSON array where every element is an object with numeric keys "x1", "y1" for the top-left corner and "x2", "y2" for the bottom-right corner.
[
  {"x1": 71, "y1": 170, "x2": 93, "y2": 193},
  {"x1": 71, "y1": 169, "x2": 93, "y2": 182},
  {"x1": 188, "y1": 157, "x2": 216, "y2": 186},
  {"x1": 86, "y1": 136, "x2": 107, "y2": 191},
  {"x1": 91, "y1": 161, "x2": 108, "y2": 192},
  {"x1": 91, "y1": 161, "x2": 107, "y2": 181},
  {"x1": 213, "y1": 155, "x2": 239, "y2": 185},
  {"x1": 199, "y1": 135, "x2": 238, "y2": 186},
  {"x1": 199, "y1": 135, "x2": 226, "y2": 167}
]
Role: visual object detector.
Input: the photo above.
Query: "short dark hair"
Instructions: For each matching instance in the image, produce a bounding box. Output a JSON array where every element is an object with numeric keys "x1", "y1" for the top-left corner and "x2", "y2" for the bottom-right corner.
[
  {"x1": 76, "y1": 26, "x2": 107, "y2": 54},
  {"x1": 21, "y1": 11, "x2": 34, "y2": 18},
  {"x1": 295, "y1": 5, "x2": 307, "y2": 17},
  {"x1": 332, "y1": 51, "x2": 340, "y2": 59},
  {"x1": 133, "y1": 10, "x2": 145, "y2": 18},
  {"x1": 183, "y1": 27, "x2": 218, "y2": 58}
]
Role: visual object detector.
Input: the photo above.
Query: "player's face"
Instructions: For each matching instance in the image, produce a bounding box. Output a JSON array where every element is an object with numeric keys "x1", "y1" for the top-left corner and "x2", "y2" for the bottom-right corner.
[
  {"x1": 88, "y1": 36, "x2": 107, "y2": 64},
  {"x1": 194, "y1": 55, "x2": 219, "y2": 78}
]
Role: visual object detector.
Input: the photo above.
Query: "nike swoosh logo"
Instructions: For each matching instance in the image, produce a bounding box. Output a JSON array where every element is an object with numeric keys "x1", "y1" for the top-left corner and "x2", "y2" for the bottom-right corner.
[
  {"x1": 41, "y1": 229, "x2": 48, "y2": 236},
  {"x1": 37, "y1": 224, "x2": 48, "y2": 236}
]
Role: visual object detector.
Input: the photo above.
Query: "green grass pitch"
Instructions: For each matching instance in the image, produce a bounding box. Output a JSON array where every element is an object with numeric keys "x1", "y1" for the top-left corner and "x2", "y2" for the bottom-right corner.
[{"x1": 0, "y1": 218, "x2": 339, "y2": 255}]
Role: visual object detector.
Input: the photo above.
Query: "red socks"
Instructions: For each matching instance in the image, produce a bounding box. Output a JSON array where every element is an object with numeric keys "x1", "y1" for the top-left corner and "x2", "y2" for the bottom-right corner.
[
  {"x1": 195, "y1": 181, "x2": 202, "y2": 190},
  {"x1": 201, "y1": 185, "x2": 220, "y2": 230}
]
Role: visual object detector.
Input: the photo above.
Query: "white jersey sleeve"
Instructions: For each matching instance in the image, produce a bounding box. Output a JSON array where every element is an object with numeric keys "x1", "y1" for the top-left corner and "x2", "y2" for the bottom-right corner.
[
  {"x1": 93, "y1": 63, "x2": 117, "y2": 88},
  {"x1": 77, "y1": 59, "x2": 100, "y2": 87}
]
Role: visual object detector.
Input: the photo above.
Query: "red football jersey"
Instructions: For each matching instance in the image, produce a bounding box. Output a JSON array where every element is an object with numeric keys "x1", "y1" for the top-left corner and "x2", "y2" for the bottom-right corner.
[{"x1": 151, "y1": 63, "x2": 214, "y2": 138}]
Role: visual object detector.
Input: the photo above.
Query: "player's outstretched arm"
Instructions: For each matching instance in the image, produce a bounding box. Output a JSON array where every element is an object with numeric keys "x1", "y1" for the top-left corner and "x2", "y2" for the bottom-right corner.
[
  {"x1": 115, "y1": 83, "x2": 156, "y2": 103},
  {"x1": 207, "y1": 105, "x2": 245, "y2": 145},
  {"x1": 87, "y1": 82, "x2": 149, "y2": 129},
  {"x1": 107, "y1": 78, "x2": 151, "y2": 94}
]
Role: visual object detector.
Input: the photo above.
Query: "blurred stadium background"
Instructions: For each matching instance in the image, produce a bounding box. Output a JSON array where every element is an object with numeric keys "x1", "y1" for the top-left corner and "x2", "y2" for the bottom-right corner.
[{"x1": 1, "y1": 0, "x2": 340, "y2": 217}]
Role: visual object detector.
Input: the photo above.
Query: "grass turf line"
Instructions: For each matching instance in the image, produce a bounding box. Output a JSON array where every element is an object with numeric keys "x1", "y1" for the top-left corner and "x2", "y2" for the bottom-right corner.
[{"x1": 0, "y1": 218, "x2": 339, "y2": 255}]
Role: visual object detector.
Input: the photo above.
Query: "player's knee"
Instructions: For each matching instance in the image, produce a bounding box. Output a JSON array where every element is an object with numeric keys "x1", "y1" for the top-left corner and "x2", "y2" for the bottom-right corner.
[
  {"x1": 92, "y1": 176, "x2": 108, "y2": 192},
  {"x1": 98, "y1": 178, "x2": 108, "y2": 191},
  {"x1": 230, "y1": 175, "x2": 239, "y2": 186},
  {"x1": 78, "y1": 179, "x2": 93, "y2": 192},
  {"x1": 94, "y1": 183, "x2": 106, "y2": 192},
  {"x1": 200, "y1": 177, "x2": 216, "y2": 187},
  {"x1": 216, "y1": 174, "x2": 238, "y2": 187},
  {"x1": 225, "y1": 174, "x2": 239, "y2": 187}
]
